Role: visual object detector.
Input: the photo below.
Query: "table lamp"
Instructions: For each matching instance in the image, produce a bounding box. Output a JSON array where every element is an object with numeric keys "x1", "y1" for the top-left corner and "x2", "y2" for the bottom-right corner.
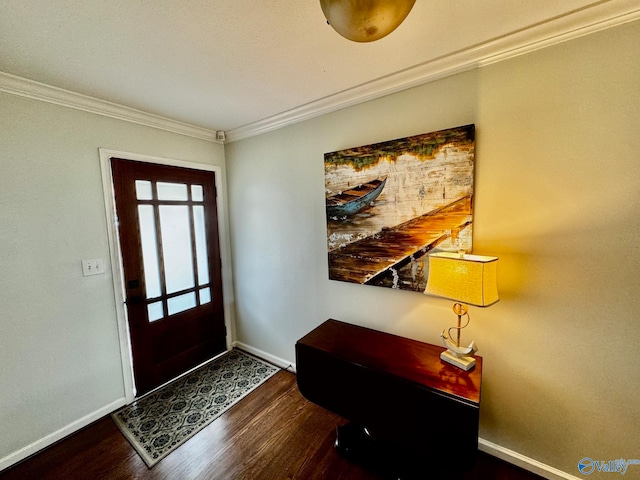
[{"x1": 424, "y1": 252, "x2": 499, "y2": 371}]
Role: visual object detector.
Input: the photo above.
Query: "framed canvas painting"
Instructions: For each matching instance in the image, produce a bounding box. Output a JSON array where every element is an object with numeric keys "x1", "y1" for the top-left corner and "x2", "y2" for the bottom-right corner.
[{"x1": 324, "y1": 124, "x2": 475, "y2": 293}]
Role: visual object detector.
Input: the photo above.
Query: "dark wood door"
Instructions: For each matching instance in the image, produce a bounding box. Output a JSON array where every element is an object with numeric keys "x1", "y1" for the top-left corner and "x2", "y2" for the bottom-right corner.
[{"x1": 111, "y1": 158, "x2": 226, "y2": 395}]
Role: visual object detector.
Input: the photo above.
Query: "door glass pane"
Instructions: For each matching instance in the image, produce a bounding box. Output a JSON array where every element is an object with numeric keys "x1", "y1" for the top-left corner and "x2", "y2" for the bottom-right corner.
[
  {"x1": 148, "y1": 301, "x2": 164, "y2": 322},
  {"x1": 199, "y1": 287, "x2": 211, "y2": 304},
  {"x1": 193, "y1": 206, "x2": 209, "y2": 285},
  {"x1": 137, "y1": 205, "x2": 162, "y2": 299},
  {"x1": 159, "y1": 205, "x2": 195, "y2": 294},
  {"x1": 168, "y1": 292, "x2": 196, "y2": 316},
  {"x1": 135, "y1": 180, "x2": 153, "y2": 200},
  {"x1": 191, "y1": 185, "x2": 204, "y2": 202},
  {"x1": 157, "y1": 182, "x2": 188, "y2": 201}
]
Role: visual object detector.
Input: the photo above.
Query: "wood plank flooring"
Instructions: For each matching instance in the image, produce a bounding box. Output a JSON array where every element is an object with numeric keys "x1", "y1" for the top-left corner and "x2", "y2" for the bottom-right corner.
[{"x1": 0, "y1": 371, "x2": 543, "y2": 480}]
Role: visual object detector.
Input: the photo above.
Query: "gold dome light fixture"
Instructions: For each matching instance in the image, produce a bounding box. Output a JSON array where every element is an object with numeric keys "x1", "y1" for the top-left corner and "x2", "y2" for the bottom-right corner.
[{"x1": 320, "y1": 0, "x2": 416, "y2": 42}]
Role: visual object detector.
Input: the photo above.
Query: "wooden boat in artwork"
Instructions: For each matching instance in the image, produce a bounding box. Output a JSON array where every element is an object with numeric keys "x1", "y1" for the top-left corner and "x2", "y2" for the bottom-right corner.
[{"x1": 326, "y1": 177, "x2": 387, "y2": 218}]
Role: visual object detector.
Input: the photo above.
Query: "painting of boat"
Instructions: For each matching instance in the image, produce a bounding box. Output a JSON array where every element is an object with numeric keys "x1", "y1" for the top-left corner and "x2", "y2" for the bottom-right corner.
[
  {"x1": 326, "y1": 177, "x2": 387, "y2": 218},
  {"x1": 323, "y1": 124, "x2": 476, "y2": 293}
]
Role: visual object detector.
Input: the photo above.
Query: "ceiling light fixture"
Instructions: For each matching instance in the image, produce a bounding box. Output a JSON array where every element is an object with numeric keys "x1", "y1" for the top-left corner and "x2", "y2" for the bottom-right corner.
[{"x1": 320, "y1": 0, "x2": 416, "y2": 43}]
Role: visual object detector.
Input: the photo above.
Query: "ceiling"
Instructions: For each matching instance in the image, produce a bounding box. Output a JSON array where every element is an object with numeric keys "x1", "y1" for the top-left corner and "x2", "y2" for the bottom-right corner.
[{"x1": 1, "y1": 1, "x2": 638, "y2": 141}]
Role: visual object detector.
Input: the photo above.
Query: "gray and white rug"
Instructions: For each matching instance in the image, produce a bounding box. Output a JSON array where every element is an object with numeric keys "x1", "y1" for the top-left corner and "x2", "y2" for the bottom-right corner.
[{"x1": 112, "y1": 348, "x2": 279, "y2": 467}]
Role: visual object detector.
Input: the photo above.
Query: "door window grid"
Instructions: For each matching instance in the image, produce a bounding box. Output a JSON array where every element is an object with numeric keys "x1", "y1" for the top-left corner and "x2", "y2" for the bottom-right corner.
[{"x1": 135, "y1": 181, "x2": 211, "y2": 322}]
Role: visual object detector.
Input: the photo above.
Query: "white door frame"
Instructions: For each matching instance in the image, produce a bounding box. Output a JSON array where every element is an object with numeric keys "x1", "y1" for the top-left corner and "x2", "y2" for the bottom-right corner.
[{"x1": 99, "y1": 148, "x2": 234, "y2": 403}]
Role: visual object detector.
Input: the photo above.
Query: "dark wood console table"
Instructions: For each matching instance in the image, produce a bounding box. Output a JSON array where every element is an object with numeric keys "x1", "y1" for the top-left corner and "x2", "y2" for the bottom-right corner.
[{"x1": 295, "y1": 319, "x2": 482, "y2": 476}]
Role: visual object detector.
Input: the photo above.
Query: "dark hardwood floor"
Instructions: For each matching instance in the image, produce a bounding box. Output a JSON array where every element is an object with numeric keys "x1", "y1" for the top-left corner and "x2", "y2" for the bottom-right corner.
[{"x1": 0, "y1": 371, "x2": 543, "y2": 480}]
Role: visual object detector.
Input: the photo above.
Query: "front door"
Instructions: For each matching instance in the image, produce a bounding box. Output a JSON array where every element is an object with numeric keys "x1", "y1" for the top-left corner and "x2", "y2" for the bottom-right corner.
[{"x1": 111, "y1": 158, "x2": 226, "y2": 396}]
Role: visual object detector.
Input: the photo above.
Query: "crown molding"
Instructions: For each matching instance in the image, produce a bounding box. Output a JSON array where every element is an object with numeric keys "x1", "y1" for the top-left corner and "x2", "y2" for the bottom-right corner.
[
  {"x1": 226, "y1": 0, "x2": 640, "y2": 142},
  {"x1": 1, "y1": 1, "x2": 637, "y2": 144},
  {"x1": 0, "y1": 72, "x2": 221, "y2": 143}
]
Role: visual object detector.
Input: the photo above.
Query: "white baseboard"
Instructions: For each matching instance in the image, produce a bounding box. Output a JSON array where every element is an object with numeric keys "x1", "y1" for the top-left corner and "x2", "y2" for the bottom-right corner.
[
  {"x1": 233, "y1": 341, "x2": 296, "y2": 373},
  {"x1": 479, "y1": 438, "x2": 581, "y2": 480},
  {"x1": 0, "y1": 398, "x2": 126, "y2": 472}
]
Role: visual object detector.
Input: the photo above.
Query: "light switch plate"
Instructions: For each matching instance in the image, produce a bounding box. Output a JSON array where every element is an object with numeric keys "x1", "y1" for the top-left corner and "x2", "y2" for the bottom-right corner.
[{"x1": 82, "y1": 258, "x2": 105, "y2": 276}]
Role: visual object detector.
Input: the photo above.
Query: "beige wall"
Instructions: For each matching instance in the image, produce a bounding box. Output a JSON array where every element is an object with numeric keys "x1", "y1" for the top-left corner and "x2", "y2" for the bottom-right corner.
[
  {"x1": 226, "y1": 21, "x2": 640, "y2": 478},
  {"x1": 0, "y1": 93, "x2": 225, "y2": 465}
]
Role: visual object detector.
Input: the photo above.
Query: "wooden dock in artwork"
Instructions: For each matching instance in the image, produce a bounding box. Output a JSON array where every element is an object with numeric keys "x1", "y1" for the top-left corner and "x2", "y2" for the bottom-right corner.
[{"x1": 328, "y1": 196, "x2": 473, "y2": 285}]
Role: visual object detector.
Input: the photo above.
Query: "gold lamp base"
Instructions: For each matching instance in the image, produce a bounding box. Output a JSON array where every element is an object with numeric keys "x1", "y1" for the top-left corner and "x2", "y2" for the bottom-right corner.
[
  {"x1": 438, "y1": 302, "x2": 478, "y2": 371},
  {"x1": 440, "y1": 349, "x2": 476, "y2": 371}
]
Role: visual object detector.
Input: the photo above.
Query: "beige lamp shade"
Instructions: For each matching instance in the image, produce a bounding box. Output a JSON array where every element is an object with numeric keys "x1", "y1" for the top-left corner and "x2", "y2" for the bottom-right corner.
[
  {"x1": 320, "y1": 0, "x2": 416, "y2": 42},
  {"x1": 425, "y1": 252, "x2": 499, "y2": 307}
]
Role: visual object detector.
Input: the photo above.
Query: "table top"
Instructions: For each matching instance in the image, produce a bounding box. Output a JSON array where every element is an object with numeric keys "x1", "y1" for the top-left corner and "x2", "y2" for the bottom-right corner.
[{"x1": 297, "y1": 319, "x2": 482, "y2": 405}]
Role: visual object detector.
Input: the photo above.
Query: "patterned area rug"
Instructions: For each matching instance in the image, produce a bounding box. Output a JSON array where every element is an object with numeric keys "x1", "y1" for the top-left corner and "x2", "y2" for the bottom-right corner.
[{"x1": 112, "y1": 349, "x2": 279, "y2": 467}]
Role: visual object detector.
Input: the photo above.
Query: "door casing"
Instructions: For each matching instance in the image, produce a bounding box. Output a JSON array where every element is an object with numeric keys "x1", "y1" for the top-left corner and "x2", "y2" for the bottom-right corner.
[{"x1": 99, "y1": 148, "x2": 234, "y2": 403}]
